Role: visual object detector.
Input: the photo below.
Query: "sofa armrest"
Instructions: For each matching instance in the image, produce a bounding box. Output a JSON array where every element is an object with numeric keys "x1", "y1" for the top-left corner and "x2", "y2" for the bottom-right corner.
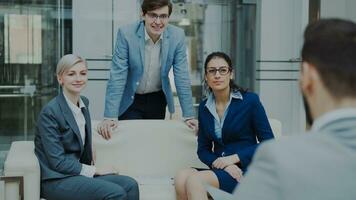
[
  {"x1": 0, "y1": 176, "x2": 24, "y2": 200},
  {"x1": 4, "y1": 141, "x2": 40, "y2": 200}
]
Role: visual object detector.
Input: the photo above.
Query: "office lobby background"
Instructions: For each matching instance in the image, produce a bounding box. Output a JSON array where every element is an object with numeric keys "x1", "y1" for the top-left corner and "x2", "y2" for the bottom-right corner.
[{"x1": 1, "y1": 0, "x2": 356, "y2": 173}]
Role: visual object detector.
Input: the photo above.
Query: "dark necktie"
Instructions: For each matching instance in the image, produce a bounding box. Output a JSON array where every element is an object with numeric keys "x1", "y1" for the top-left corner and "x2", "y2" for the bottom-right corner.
[{"x1": 80, "y1": 107, "x2": 92, "y2": 165}]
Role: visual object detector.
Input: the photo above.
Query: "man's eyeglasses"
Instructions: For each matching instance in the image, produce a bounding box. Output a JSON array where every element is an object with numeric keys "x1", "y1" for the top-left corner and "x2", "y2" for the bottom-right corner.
[
  {"x1": 146, "y1": 12, "x2": 169, "y2": 21},
  {"x1": 206, "y1": 67, "x2": 231, "y2": 76}
]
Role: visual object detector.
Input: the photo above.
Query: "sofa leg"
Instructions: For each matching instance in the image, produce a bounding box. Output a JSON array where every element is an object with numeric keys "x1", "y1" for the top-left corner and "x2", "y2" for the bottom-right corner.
[{"x1": 0, "y1": 176, "x2": 24, "y2": 200}]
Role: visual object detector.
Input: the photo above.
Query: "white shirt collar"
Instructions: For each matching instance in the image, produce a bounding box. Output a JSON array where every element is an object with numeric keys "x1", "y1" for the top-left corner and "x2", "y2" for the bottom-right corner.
[
  {"x1": 144, "y1": 28, "x2": 163, "y2": 43},
  {"x1": 311, "y1": 108, "x2": 356, "y2": 131},
  {"x1": 205, "y1": 90, "x2": 243, "y2": 108},
  {"x1": 63, "y1": 93, "x2": 85, "y2": 115}
]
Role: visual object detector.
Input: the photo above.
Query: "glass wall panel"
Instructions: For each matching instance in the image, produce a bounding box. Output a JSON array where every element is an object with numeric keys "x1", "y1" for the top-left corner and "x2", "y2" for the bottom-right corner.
[
  {"x1": 168, "y1": 0, "x2": 257, "y2": 117},
  {"x1": 0, "y1": 0, "x2": 72, "y2": 169}
]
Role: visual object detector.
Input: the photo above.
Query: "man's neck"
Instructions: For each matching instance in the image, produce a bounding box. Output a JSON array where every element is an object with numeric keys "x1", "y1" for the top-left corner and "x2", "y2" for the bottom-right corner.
[
  {"x1": 315, "y1": 97, "x2": 356, "y2": 119},
  {"x1": 151, "y1": 35, "x2": 160, "y2": 43},
  {"x1": 146, "y1": 30, "x2": 161, "y2": 43}
]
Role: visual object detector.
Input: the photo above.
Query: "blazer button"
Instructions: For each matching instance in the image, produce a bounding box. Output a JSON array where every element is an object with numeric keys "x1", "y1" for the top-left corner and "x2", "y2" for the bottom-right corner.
[
  {"x1": 136, "y1": 82, "x2": 139, "y2": 85},
  {"x1": 131, "y1": 96, "x2": 134, "y2": 99}
]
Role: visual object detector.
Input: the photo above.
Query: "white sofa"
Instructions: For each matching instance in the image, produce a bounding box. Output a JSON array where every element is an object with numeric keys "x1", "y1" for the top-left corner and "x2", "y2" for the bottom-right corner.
[{"x1": 3, "y1": 119, "x2": 281, "y2": 200}]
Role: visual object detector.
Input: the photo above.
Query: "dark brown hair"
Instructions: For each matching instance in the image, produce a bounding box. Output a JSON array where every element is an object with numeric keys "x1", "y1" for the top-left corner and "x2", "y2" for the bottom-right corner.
[
  {"x1": 301, "y1": 18, "x2": 356, "y2": 99},
  {"x1": 141, "y1": 0, "x2": 173, "y2": 16}
]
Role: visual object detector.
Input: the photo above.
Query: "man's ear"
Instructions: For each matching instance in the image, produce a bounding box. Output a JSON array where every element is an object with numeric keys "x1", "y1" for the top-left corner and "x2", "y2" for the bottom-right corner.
[
  {"x1": 300, "y1": 62, "x2": 308, "y2": 91},
  {"x1": 301, "y1": 61, "x2": 319, "y2": 94}
]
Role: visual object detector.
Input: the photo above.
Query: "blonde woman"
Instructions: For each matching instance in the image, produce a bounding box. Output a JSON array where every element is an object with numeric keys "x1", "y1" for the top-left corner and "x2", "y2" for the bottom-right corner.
[{"x1": 34, "y1": 54, "x2": 139, "y2": 200}]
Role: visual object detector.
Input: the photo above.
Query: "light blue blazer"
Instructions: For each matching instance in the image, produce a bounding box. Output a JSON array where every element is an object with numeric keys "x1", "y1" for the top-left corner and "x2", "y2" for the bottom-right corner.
[
  {"x1": 34, "y1": 92, "x2": 92, "y2": 181},
  {"x1": 104, "y1": 20, "x2": 194, "y2": 118}
]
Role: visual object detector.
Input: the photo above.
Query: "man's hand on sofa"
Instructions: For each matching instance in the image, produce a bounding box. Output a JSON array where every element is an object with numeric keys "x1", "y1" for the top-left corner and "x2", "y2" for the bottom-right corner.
[
  {"x1": 97, "y1": 119, "x2": 118, "y2": 140},
  {"x1": 95, "y1": 165, "x2": 119, "y2": 176},
  {"x1": 184, "y1": 118, "x2": 199, "y2": 135}
]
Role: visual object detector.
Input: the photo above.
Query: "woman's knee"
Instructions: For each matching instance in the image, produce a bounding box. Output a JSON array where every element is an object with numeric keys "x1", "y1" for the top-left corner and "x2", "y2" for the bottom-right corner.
[
  {"x1": 103, "y1": 185, "x2": 128, "y2": 200},
  {"x1": 186, "y1": 173, "x2": 201, "y2": 186},
  {"x1": 123, "y1": 176, "x2": 139, "y2": 193},
  {"x1": 175, "y1": 168, "x2": 196, "y2": 189}
]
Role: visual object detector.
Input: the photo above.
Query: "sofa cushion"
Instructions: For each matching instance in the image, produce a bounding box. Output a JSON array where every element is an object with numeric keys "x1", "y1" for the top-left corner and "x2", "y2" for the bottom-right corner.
[{"x1": 92, "y1": 120, "x2": 206, "y2": 178}]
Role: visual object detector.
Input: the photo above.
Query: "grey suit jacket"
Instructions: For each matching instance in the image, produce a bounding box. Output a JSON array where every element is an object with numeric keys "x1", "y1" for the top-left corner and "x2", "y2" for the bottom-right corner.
[
  {"x1": 34, "y1": 92, "x2": 92, "y2": 181},
  {"x1": 234, "y1": 114, "x2": 356, "y2": 200}
]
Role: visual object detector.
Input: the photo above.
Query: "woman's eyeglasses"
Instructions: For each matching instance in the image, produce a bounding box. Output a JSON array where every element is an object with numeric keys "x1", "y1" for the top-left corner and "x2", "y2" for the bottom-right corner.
[{"x1": 206, "y1": 67, "x2": 231, "y2": 76}]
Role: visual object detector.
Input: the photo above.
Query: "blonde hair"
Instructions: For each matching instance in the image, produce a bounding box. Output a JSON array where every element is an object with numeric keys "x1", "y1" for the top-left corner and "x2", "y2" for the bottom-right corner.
[{"x1": 56, "y1": 54, "x2": 87, "y2": 76}]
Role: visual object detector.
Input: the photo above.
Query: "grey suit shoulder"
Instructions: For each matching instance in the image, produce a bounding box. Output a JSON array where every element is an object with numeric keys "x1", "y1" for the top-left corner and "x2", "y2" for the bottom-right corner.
[{"x1": 239, "y1": 131, "x2": 356, "y2": 200}]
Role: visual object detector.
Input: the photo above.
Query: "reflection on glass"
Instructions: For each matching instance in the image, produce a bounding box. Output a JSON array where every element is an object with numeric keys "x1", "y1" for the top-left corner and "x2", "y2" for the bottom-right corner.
[
  {"x1": 4, "y1": 14, "x2": 42, "y2": 64},
  {"x1": 168, "y1": 0, "x2": 253, "y2": 118},
  {"x1": 0, "y1": 1, "x2": 72, "y2": 155}
]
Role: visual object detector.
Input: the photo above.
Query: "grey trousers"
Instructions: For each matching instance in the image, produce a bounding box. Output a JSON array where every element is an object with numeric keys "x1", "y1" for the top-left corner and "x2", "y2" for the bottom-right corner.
[{"x1": 41, "y1": 174, "x2": 139, "y2": 200}]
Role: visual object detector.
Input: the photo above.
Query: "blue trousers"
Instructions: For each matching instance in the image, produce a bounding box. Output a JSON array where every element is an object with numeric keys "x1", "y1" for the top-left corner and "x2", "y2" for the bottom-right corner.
[{"x1": 41, "y1": 174, "x2": 139, "y2": 200}]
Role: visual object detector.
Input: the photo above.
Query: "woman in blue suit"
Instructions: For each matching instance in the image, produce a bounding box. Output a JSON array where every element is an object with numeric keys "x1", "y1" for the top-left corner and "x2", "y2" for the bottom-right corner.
[
  {"x1": 174, "y1": 52, "x2": 274, "y2": 200},
  {"x1": 34, "y1": 54, "x2": 139, "y2": 200}
]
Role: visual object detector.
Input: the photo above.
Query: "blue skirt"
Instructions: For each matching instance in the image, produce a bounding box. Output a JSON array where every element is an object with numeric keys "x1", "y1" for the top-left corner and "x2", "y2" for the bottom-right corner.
[{"x1": 194, "y1": 167, "x2": 239, "y2": 193}]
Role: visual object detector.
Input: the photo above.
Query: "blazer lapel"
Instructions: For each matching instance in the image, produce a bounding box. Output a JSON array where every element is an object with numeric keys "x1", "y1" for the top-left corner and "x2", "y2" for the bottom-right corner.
[
  {"x1": 161, "y1": 29, "x2": 170, "y2": 73},
  {"x1": 136, "y1": 21, "x2": 145, "y2": 70},
  {"x1": 203, "y1": 106, "x2": 222, "y2": 144},
  {"x1": 57, "y1": 92, "x2": 84, "y2": 152},
  {"x1": 80, "y1": 102, "x2": 92, "y2": 163},
  {"x1": 81, "y1": 102, "x2": 92, "y2": 147}
]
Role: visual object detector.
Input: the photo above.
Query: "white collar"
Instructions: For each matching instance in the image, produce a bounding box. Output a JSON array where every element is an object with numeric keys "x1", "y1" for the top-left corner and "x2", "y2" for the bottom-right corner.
[
  {"x1": 205, "y1": 91, "x2": 243, "y2": 107},
  {"x1": 63, "y1": 93, "x2": 85, "y2": 115}
]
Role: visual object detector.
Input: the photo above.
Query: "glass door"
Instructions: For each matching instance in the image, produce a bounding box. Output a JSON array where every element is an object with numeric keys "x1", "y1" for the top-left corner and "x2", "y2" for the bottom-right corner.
[
  {"x1": 167, "y1": 0, "x2": 258, "y2": 117},
  {"x1": 0, "y1": 0, "x2": 72, "y2": 159}
]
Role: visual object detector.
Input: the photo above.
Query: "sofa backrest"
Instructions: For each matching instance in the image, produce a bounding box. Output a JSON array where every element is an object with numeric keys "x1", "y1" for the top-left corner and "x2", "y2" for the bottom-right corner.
[
  {"x1": 268, "y1": 118, "x2": 282, "y2": 139},
  {"x1": 92, "y1": 120, "x2": 206, "y2": 178}
]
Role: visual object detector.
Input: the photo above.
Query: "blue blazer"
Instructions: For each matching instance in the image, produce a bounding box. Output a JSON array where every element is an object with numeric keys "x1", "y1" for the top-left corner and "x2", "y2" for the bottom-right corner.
[
  {"x1": 34, "y1": 92, "x2": 92, "y2": 181},
  {"x1": 197, "y1": 92, "x2": 274, "y2": 172},
  {"x1": 104, "y1": 20, "x2": 194, "y2": 118}
]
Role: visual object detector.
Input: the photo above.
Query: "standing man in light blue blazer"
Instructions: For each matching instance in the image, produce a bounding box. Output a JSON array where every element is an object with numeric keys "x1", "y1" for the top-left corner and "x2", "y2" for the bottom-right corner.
[{"x1": 98, "y1": 0, "x2": 198, "y2": 139}]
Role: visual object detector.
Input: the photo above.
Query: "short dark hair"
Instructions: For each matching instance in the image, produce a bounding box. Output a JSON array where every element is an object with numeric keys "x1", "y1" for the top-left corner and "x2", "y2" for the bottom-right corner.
[
  {"x1": 204, "y1": 52, "x2": 246, "y2": 93},
  {"x1": 141, "y1": 0, "x2": 173, "y2": 16},
  {"x1": 301, "y1": 18, "x2": 356, "y2": 99}
]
